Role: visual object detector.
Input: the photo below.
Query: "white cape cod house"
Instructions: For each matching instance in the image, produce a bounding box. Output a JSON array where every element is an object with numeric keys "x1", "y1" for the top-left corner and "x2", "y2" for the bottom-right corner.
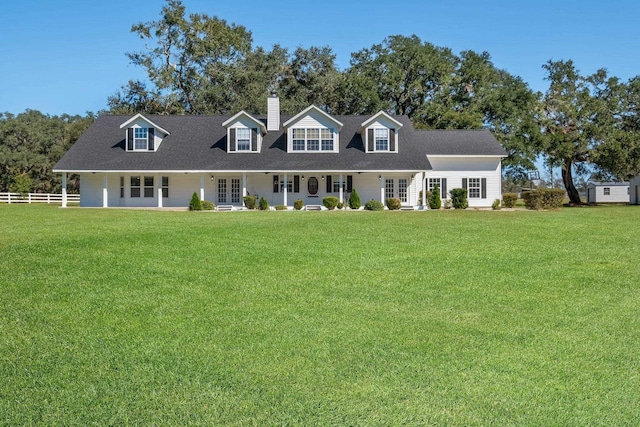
[{"x1": 54, "y1": 95, "x2": 507, "y2": 209}]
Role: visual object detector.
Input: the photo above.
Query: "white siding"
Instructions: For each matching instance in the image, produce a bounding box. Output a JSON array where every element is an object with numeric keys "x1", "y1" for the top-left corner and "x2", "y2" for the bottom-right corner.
[
  {"x1": 588, "y1": 184, "x2": 630, "y2": 203},
  {"x1": 426, "y1": 157, "x2": 502, "y2": 207}
]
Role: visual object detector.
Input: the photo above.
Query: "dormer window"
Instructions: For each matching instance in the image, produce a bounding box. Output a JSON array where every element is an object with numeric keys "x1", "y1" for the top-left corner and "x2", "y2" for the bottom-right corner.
[
  {"x1": 126, "y1": 126, "x2": 155, "y2": 151},
  {"x1": 120, "y1": 114, "x2": 169, "y2": 152},
  {"x1": 291, "y1": 128, "x2": 334, "y2": 152},
  {"x1": 134, "y1": 128, "x2": 148, "y2": 150},
  {"x1": 222, "y1": 110, "x2": 266, "y2": 153},
  {"x1": 375, "y1": 128, "x2": 389, "y2": 151},
  {"x1": 236, "y1": 127, "x2": 251, "y2": 151}
]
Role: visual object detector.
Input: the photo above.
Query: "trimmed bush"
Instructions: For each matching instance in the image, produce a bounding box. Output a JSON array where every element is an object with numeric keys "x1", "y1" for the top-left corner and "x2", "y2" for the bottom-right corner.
[
  {"x1": 386, "y1": 198, "x2": 401, "y2": 210},
  {"x1": 492, "y1": 199, "x2": 501, "y2": 210},
  {"x1": 542, "y1": 189, "x2": 565, "y2": 209},
  {"x1": 189, "y1": 192, "x2": 202, "y2": 211},
  {"x1": 364, "y1": 199, "x2": 384, "y2": 211},
  {"x1": 323, "y1": 196, "x2": 339, "y2": 210},
  {"x1": 444, "y1": 198, "x2": 453, "y2": 209},
  {"x1": 293, "y1": 199, "x2": 304, "y2": 210},
  {"x1": 449, "y1": 188, "x2": 468, "y2": 209},
  {"x1": 523, "y1": 189, "x2": 565, "y2": 210},
  {"x1": 275, "y1": 204, "x2": 287, "y2": 211},
  {"x1": 348, "y1": 189, "x2": 362, "y2": 210},
  {"x1": 243, "y1": 195, "x2": 257, "y2": 210},
  {"x1": 428, "y1": 185, "x2": 442, "y2": 209},
  {"x1": 502, "y1": 192, "x2": 518, "y2": 208},
  {"x1": 259, "y1": 196, "x2": 269, "y2": 211},
  {"x1": 337, "y1": 202, "x2": 344, "y2": 210},
  {"x1": 201, "y1": 200, "x2": 215, "y2": 210}
]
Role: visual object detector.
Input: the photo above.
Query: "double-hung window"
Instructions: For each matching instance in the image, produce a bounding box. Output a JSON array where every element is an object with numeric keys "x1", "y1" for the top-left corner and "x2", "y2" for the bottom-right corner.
[
  {"x1": 292, "y1": 129, "x2": 306, "y2": 151},
  {"x1": 134, "y1": 128, "x2": 148, "y2": 150},
  {"x1": 604, "y1": 187, "x2": 611, "y2": 195},
  {"x1": 144, "y1": 176, "x2": 154, "y2": 198},
  {"x1": 130, "y1": 176, "x2": 141, "y2": 198},
  {"x1": 161, "y1": 177, "x2": 169, "y2": 198},
  {"x1": 375, "y1": 128, "x2": 389, "y2": 151},
  {"x1": 321, "y1": 129, "x2": 333, "y2": 150},
  {"x1": 236, "y1": 128, "x2": 251, "y2": 151},
  {"x1": 468, "y1": 178, "x2": 481, "y2": 198}
]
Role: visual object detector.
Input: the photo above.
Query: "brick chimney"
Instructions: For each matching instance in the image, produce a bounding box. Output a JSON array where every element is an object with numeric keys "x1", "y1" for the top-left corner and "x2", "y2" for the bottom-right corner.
[{"x1": 267, "y1": 92, "x2": 280, "y2": 131}]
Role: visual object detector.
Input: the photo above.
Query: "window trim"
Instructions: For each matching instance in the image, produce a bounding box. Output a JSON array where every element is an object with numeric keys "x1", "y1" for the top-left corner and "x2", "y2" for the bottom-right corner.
[
  {"x1": 366, "y1": 126, "x2": 397, "y2": 153},
  {"x1": 290, "y1": 127, "x2": 335, "y2": 152}
]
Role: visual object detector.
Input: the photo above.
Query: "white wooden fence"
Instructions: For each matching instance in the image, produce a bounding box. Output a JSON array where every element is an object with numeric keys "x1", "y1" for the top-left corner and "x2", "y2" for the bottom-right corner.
[{"x1": 0, "y1": 192, "x2": 80, "y2": 204}]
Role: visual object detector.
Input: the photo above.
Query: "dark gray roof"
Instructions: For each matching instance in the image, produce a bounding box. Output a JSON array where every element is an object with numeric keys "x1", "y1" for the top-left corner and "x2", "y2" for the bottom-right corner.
[
  {"x1": 588, "y1": 181, "x2": 629, "y2": 187},
  {"x1": 54, "y1": 114, "x2": 506, "y2": 172}
]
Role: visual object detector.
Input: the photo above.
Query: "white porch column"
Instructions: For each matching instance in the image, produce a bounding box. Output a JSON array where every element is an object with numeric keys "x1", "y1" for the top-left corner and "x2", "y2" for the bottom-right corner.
[
  {"x1": 339, "y1": 174, "x2": 344, "y2": 204},
  {"x1": 283, "y1": 173, "x2": 288, "y2": 207},
  {"x1": 102, "y1": 174, "x2": 108, "y2": 208},
  {"x1": 422, "y1": 172, "x2": 427, "y2": 209},
  {"x1": 61, "y1": 173, "x2": 67, "y2": 208},
  {"x1": 242, "y1": 173, "x2": 247, "y2": 198},
  {"x1": 379, "y1": 174, "x2": 385, "y2": 203},
  {"x1": 157, "y1": 174, "x2": 163, "y2": 208},
  {"x1": 200, "y1": 175, "x2": 205, "y2": 201}
]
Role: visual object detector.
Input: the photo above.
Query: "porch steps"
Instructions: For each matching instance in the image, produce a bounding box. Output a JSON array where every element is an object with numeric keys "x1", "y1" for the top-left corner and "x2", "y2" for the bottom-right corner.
[
  {"x1": 216, "y1": 205, "x2": 234, "y2": 211},
  {"x1": 305, "y1": 205, "x2": 323, "y2": 211},
  {"x1": 400, "y1": 206, "x2": 415, "y2": 211}
]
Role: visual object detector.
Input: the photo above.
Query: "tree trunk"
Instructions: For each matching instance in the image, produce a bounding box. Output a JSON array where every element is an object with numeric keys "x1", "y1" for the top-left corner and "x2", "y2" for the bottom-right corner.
[{"x1": 562, "y1": 158, "x2": 582, "y2": 204}]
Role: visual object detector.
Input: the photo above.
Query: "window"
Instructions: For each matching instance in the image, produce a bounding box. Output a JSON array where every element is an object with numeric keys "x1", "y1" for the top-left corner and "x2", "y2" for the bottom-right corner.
[
  {"x1": 604, "y1": 187, "x2": 611, "y2": 195},
  {"x1": 130, "y1": 176, "x2": 141, "y2": 198},
  {"x1": 236, "y1": 128, "x2": 251, "y2": 151},
  {"x1": 291, "y1": 128, "x2": 334, "y2": 151},
  {"x1": 385, "y1": 179, "x2": 394, "y2": 199},
  {"x1": 307, "y1": 129, "x2": 319, "y2": 151},
  {"x1": 399, "y1": 179, "x2": 407, "y2": 203},
  {"x1": 218, "y1": 179, "x2": 227, "y2": 203},
  {"x1": 120, "y1": 176, "x2": 124, "y2": 198},
  {"x1": 144, "y1": 176, "x2": 154, "y2": 198},
  {"x1": 468, "y1": 178, "x2": 481, "y2": 198},
  {"x1": 375, "y1": 128, "x2": 389, "y2": 151},
  {"x1": 321, "y1": 129, "x2": 333, "y2": 151},
  {"x1": 161, "y1": 177, "x2": 169, "y2": 198},
  {"x1": 134, "y1": 128, "x2": 148, "y2": 150},
  {"x1": 428, "y1": 177, "x2": 447, "y2": 199},
  {"x1": 231, "y1": 179, "x2": 241, "y2": 203}
]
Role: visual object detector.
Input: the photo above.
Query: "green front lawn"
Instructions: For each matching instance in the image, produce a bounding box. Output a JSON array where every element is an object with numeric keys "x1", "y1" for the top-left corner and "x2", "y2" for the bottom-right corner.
[{"x1": 1, "y1": 205, "x2": 638, "y2": 425}]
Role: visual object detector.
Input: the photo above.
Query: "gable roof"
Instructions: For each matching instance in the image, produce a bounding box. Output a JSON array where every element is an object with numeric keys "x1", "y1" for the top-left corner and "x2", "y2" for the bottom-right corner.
[
  {"x1": 54, "y1": 114, "x2": 507, "y2": 173},
  {"x1": 222, "y1": 110, "x2": 267, "y2": 135},
  {"x1": 283, "y1": 105, "x2": 344, "y2": 131},
  {"x1": 119, "y1": 113, "x2": 170, "y2": 136},
  {"x1": 360, "y1": 110, "x2": 404, "y2": 132}
]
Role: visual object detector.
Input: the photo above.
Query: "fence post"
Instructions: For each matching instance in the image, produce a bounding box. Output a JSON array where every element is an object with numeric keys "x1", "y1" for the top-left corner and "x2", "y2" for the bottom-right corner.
[
  {"x1": 28, "y1": 193, "x2": 32, "y2": 203},
  {"x1": 47, "y1": 193, "x2": 50, "y2": 204},
  {"x1": 7, "y1": 193, "x2": 10, "y2": 204}
]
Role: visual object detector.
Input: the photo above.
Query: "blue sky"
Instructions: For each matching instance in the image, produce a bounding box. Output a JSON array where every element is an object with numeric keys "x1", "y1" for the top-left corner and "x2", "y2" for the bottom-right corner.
[{"x1": 1, "y1": 0, "x2": 639, "y2": 116}]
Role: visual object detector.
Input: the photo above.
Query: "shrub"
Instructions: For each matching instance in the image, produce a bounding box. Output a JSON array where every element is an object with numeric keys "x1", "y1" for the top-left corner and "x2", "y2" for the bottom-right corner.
[
  {"x1": 348, "y1": 189, "x2": 361, "y2": 210},
  {"x1": 259, "y1": 197, "x2": 269, "y2": 211},
  {"x1": 492, "y1": 199, "x2": 501, "y2": 210},
  {"x1": 201, "y1": 200, "x2": 215, "y2": 210},
  {"x1": 542, "y1": 188, "x2": 565, "y2": 209},
  {"x1": 189, "y1": 192, "x2": 202, "y2": 211},
  {"x1": 523, "y1": 189, "x2": 565, "y2": 210},
  {"x1": 364, "y1": 199, "x2": 384, "y2": 211},
  {"x1": 275, "y1": 204, "x2": 287, "y2": 211},
  {"x1": 337, "y1": 202, "x2": 344, "y2": 210},
  {"x1": 502, "y1": 192, "x2": 518, "y2": 208},
  {"x1": 449, "y1": 188, "x2": 468, "y2": 209},
  {"x1": 323, "y1": 196, "x2": 339, "y2": 210},
  {"x1": 444, "y1": 198, "x2": 453, "y2": 209},
  {"x1": 386, "y1": 198, "x2": 401, "y2": 210},
  {"x1": 428, "y1": 185, "x2": 442, "y2": 209},
  {"x1": 293, "y1": 199, "x2": 304, "y2": 210},
  {"x1": 243, "y1": 195, "x2": 257, "y2": 210}
]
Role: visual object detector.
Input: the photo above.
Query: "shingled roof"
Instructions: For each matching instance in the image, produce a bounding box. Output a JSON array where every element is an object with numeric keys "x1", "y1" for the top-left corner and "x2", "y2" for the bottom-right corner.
[{"x1": 54, "y1": 114, "x2": 506, "y2": 172}]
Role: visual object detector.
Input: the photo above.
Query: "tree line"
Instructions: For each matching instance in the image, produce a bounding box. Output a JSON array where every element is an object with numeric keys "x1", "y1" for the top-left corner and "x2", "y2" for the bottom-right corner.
[{"x1": 2, "y1": 0, "x2": 640, "y2": 202}]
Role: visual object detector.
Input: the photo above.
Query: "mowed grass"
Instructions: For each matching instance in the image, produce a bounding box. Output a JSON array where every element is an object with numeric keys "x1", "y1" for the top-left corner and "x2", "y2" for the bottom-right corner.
[{"x1": 0, "y1": 205, "x2": 639, "y2": 426}]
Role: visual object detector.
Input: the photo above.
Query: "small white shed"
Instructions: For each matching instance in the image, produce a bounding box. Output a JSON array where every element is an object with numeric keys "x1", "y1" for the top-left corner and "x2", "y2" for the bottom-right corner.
[{"x1": 586, "y1": 182, "x2": 629, "y2": 204}]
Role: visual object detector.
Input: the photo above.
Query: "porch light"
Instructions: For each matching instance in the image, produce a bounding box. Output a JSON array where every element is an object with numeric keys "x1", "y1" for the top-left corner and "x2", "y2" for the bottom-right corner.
[
  {"x1": 322, "y1": 175, "x2": 325, "y2": 180},
  {"x1": 378, "y1": 175, "x2": 382, "y2": 181},
  {"x1": 301, "y1": 175, "x2": 305, "y2": 181},
  {"x1": 210, "y1": 175, "x2": 215, "y2": 181}
]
